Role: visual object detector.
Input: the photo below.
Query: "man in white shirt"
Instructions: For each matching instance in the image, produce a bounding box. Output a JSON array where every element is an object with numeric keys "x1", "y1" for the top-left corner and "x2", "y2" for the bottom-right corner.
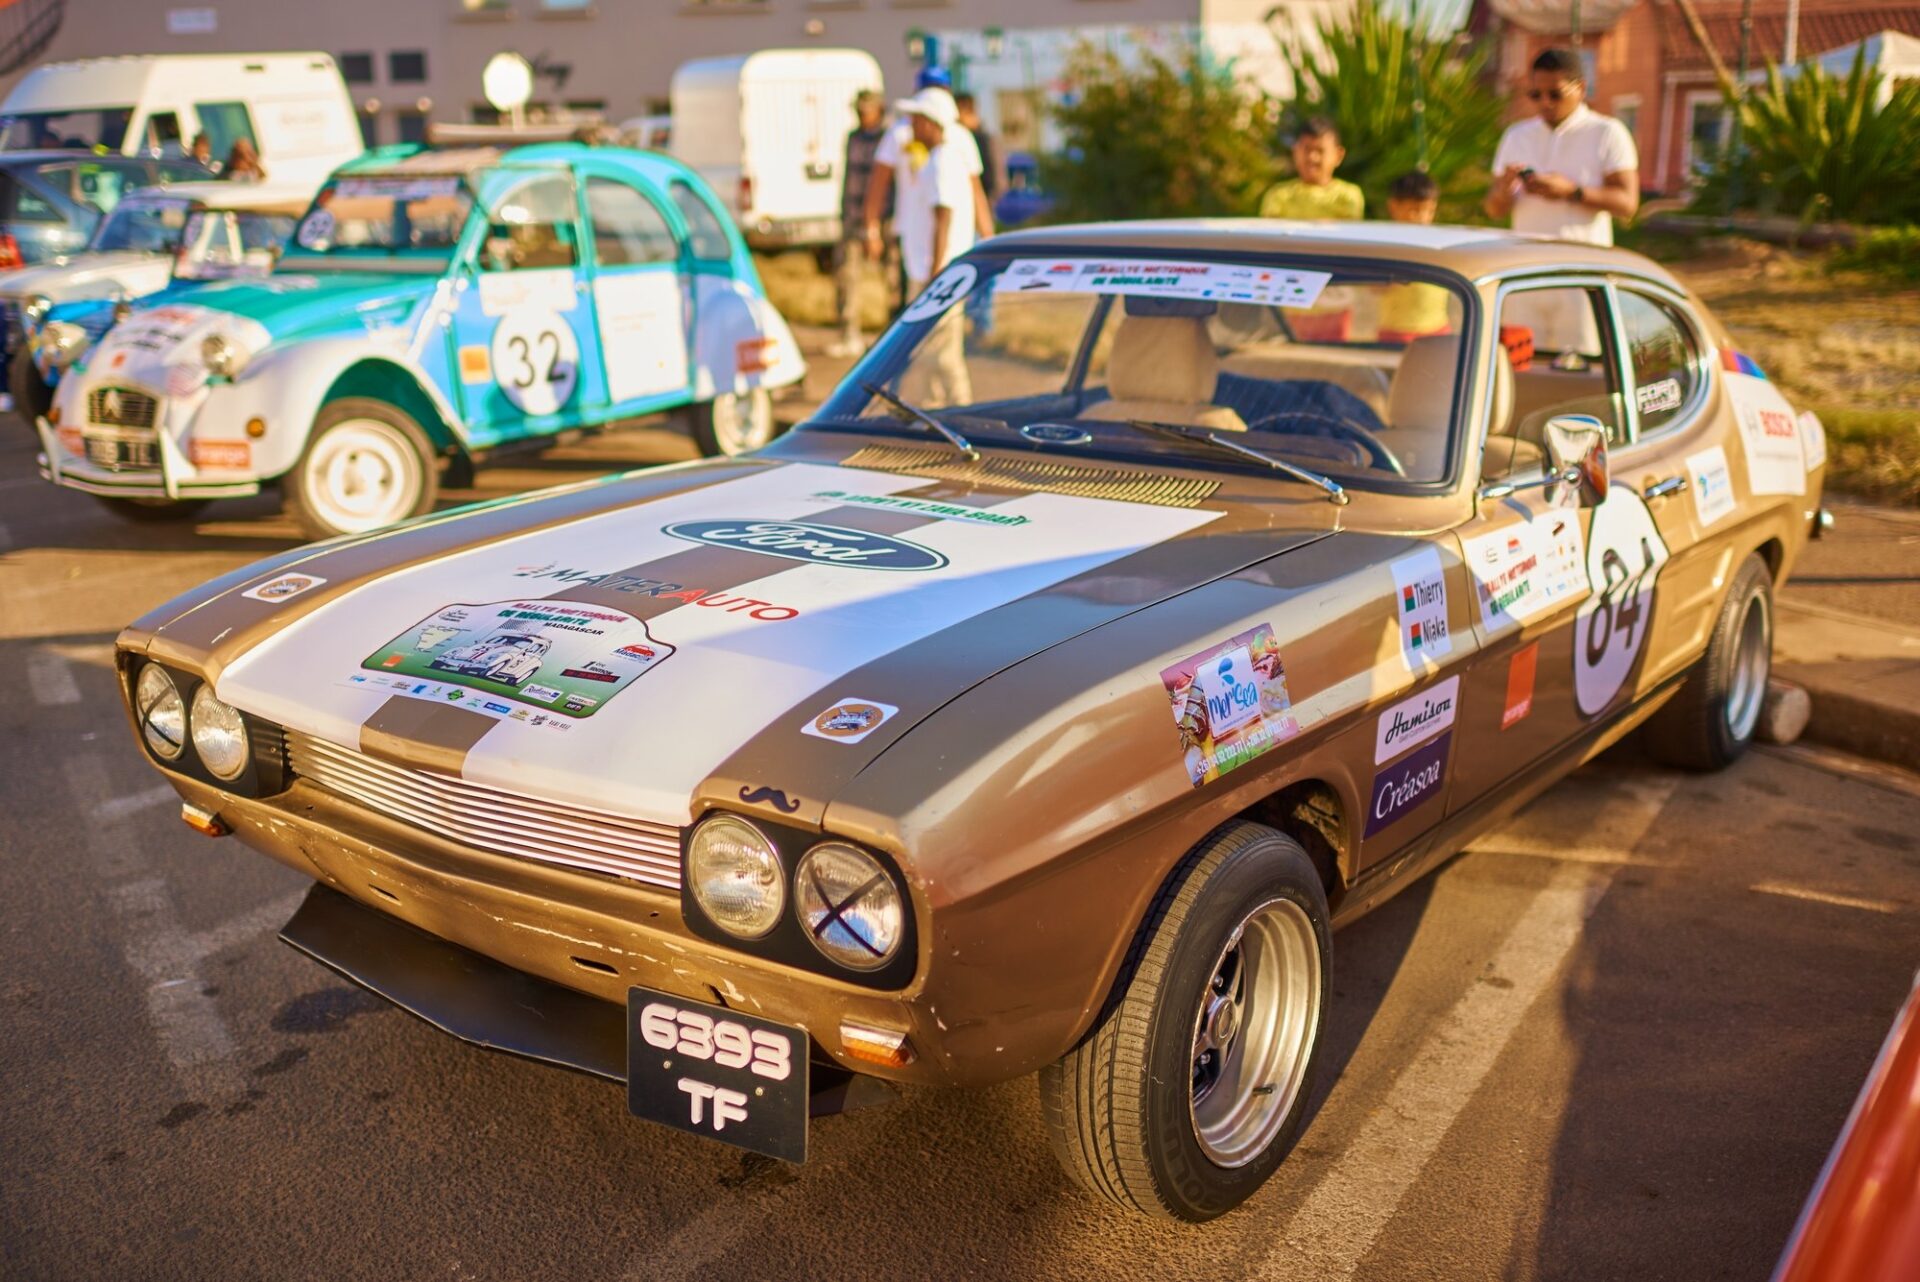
[
  {"x1": 861, "y1": 71, "x2": 992, "y2": 278},
  {"x1": 1485, "y1": 48, "x2": 1640, "y2": 246},
  {"x1": 890, "y1": 87, "x2": 975, "y2": 405}
]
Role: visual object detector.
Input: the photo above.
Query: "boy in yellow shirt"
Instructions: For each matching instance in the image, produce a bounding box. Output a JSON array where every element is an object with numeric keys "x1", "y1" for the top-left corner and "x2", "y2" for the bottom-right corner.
[
  {"x1": 1258, "y1": 118, "x2": 1365, "y2": 220},
  {"x1": 1378, "y1": 171, "x2": 1454, "y2": 343}
]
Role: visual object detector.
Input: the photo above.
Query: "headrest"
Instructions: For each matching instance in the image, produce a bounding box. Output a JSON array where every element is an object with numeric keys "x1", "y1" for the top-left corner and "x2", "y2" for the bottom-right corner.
[
  {"x1": 1388, "y1": 334, "x2": 1508, "y2": 439},
  {"x1": 1107, "y1": 314, "x2": 1219, "y2": 405}
]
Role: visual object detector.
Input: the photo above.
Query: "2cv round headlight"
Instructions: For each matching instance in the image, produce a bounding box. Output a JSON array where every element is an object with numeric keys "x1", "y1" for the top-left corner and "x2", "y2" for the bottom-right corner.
[
  {"x1": 687, "y1": 815, "x2": 785, "y2": 939},
  {"x1": 795, "y1": 842, "x2": 904, "y2": 970},
  {"x1": 135, "y1": 664, "x2": 187, "y2": 762},
  {"x1": 190, "y1": 684, "x2": 250, "y2": 780}
]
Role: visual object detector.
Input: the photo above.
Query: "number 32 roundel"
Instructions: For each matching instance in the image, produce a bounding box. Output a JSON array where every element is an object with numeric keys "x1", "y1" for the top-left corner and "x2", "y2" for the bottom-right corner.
[
  {"x1": 1575, "y1": 489, "x2": 1670, "y2": 717},
  {"x1": 491, "y1": 308, "x2": 581, "y2": 416}
]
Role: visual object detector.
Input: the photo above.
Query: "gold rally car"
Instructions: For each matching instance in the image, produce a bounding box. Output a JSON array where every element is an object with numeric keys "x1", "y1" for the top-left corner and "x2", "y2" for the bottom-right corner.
[{"x1": 116, "y1": 221, "x2": 1829, "y2": 1220}]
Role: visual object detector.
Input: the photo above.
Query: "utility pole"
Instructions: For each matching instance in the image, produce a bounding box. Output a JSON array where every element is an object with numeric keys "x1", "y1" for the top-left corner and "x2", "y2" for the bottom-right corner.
[
  {"x1": 1783, "y1": 0, "x2": 1801, "y2": 64},
  {"x1": 1726, "y1": 0, "x2": 1755, "y2": 214},
  {"x1": 1570, "y1": 0, "x2": 1583, "y2": 49}
]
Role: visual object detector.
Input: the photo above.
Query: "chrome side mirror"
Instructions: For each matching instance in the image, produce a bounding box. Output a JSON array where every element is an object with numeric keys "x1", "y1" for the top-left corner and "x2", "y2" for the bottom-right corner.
[{"x1": 1478, "y1": 414, "x2": 1610, "y2": 507}]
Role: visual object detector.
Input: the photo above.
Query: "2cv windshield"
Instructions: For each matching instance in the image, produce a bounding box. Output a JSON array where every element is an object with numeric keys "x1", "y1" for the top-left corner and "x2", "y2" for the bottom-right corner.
[
  {"x1": 813, "y1": 253, "x2": 1474, "y2": 487},
  {"x1": 88, "y1": 195, "x2": 193, "y2": 254},
  {"x1": 283, "y1": 175, "x2": 474, "y2": 268}
]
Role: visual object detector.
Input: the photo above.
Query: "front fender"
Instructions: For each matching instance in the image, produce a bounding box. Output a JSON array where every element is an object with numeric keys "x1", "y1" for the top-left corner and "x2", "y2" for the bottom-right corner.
[{"x1": 690, "y1": 274, "x2": 807, "y2": 401}]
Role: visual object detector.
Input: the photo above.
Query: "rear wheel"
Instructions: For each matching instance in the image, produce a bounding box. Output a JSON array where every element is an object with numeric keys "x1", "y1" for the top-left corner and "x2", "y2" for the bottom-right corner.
[
  {"x1": 690, "y1": 387, "x2": 777, "y2": 457},
  {"x1": 91, "y1": 496, "x2": 211, "y2": 523},
  {"x1": 1645, "y1": 552, "x2": 1773, "y2": 770},
  {"x1": 286, "y1": 398, "x2": 437, "y2": 540},
  {"x1": 9, "y1": 347, "x2": 53, "y2": 426},
  {"x1": 1040, "y1": 822, "x2": 1330, "y2": 1221}
]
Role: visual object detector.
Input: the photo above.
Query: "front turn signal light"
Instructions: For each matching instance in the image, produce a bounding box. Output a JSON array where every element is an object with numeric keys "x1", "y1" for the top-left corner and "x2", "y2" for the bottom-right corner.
[{"x1": 839, "y1": 1020, "x2": 915, "y2": 1069}]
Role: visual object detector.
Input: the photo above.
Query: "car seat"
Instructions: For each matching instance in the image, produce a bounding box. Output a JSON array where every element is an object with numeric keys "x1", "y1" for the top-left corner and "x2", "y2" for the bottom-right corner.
[{"x1": 1083, "y1": 314, "x2": 1248, "y2": 432}]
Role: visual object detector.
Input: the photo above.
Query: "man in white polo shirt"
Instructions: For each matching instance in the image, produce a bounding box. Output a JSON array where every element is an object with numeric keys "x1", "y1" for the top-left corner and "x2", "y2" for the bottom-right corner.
[
  {"x1": 1485, "y1": 48, "x2": 1640, "y2": 246},
  {"x1": 891, "y1": 87, "x2": 975, "y2": 405}
]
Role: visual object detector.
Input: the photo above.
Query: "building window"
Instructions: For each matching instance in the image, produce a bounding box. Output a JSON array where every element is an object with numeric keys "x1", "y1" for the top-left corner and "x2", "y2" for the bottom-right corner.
[
  {"x1": 339, "y1": 52, "x2": 375, "y2": 84},
  {"x1": 389, "y1": 51, "x2": 428, "y2": 84},
  {"x1": 397, "y1": 109, "x2": 429, "y2": 144},
  {"x1": 1612, "y1": 94, "x2": 1640, "y2": 142},
  {"x1": 357, "y1": 108, "x2": 381, "y2": 148},
  {"x1": 1684, "y1": 92, "x2": 1730, "y2": 179}
]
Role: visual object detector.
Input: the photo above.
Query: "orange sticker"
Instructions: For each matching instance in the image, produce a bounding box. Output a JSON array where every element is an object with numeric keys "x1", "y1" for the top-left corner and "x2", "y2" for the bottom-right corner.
[
  {"x1": 458, "y1": 344, "x2": 491, "y2": 382},
  {"x1": 735, "y1": 337, "x2": 777, "y2": 374},
  {"x1": 1502, "y1": 642, "x2": 1539, "y2": 729},
  {"x1": 189, "y1": 439, "x2": 251, "y2": 470},
  {"x1": 110, "y1": 350, "x2": 128, "y2": 370},
  {"x1": 58, "y1": 426, "x2": 84, "y2": 456}
]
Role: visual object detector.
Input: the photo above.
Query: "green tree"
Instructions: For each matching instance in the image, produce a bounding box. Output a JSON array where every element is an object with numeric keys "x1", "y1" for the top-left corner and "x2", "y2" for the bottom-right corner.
[
  {"x1": 1279, "y1": 0, "x2": 1507, "y2": 216},
  {"x1": 1695, "y1": 50, "x2": 1920, "y2": 225},
  {"x1": 1039, "y1": 42, "x2": 1278, "y2": 223}
]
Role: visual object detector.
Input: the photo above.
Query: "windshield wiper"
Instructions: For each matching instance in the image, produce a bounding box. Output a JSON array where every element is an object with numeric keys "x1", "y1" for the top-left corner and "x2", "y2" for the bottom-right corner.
[
  {"x1": 1125, "y1": 419, "x2": 1349, "y2": 506},
  {"x1": 860, "y1": 381, "x2": 979, "y2": 462}
]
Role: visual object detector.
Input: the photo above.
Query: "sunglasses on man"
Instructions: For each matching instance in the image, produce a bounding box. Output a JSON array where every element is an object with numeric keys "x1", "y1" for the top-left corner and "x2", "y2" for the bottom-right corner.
[{"x1": 1528, "y1": 87, "x2": 1575, "y2": 102}]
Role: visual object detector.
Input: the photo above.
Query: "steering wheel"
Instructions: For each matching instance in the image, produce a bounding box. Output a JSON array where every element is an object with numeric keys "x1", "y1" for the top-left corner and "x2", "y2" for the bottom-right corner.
[{"x1": 1241, "y1": 409, "x2": 1406, "y2": 477}]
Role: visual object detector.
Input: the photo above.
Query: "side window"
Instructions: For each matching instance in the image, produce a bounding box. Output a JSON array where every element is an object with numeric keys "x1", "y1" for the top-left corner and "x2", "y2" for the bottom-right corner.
[
  {"x1": 193, "y1": 102, "x2": 258, "y2": 169},
  {"x1": 1617, "y1": 291, "x2": 1701, "y2": 437},
  {"x1": 146, "y1": 112, "x2": 183, "y2": 153},
  {"x1": 480, "y1": 175, "x2": 579, "y2": 272},
  {"x1": 7, "y1": 179, "x2": 59, "y2": 222},
  {"x1": 1487, "y1": 284, "x2": 1625, "y2": 478},
  {"x1": 585, "y1": 178, "x2": 677, "y2": 266},
  {"x1": 667, "y1": 180, "x2": 731, "y2": 261}
]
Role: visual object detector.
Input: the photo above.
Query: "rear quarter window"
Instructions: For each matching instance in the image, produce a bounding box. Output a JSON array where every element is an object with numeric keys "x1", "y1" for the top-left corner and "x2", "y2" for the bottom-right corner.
[{"x1": 667, "y1": 180, "x2": 732, "y2": 261}]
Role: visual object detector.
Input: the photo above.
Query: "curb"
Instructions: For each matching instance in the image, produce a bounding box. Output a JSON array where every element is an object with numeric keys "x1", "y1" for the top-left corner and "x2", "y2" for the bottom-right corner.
[{"x1": 1774, "y1": 597, "x2": 1920, "y2": 775}]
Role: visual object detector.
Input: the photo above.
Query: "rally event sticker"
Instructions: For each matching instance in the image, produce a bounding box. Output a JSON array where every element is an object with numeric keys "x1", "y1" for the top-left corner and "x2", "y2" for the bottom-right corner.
[
  {"x1": 900, "y1": 263, "x2": 977, "y2": 324},
  {"x1": 242, "y1": 572, "x2": 327, "y2": 603},
  {"x1": 1575, "y1": 489, "x2": 1670, "y2": 717},
  {"x1": 1162, "y1": 623, "x2": 1299, "y2": 787},
  {"x1": 802, "y1": 697, "x2": 899, "y2": 744},
  {"x1": 1686, "y1": 445, "x2": 1737, "y2": 529},
  {"x1": 1462, "y1": 513, "x2": 1586, "y2": 635},
  {"x1": 491, "y1": 310, "x2": 580, "y2": 415},
  {"x1": 362, "y1": 599, "x2": 673, "y2": 718}
]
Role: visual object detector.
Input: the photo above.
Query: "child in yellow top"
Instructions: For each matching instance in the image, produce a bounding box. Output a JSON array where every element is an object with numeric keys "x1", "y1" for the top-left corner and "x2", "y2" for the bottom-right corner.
[
  {"x1": 1378, "y1": 171, "x2": 1454, "y2": 343},
  {"x1": 1259, "y1": 118, "x2": 1365, "y2": 221}
]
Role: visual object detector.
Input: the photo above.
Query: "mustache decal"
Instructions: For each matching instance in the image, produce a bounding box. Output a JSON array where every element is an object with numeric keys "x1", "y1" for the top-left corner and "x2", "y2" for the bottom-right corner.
[{"x1": 738, "y1": 785, "x2": 801, "y2": 814}]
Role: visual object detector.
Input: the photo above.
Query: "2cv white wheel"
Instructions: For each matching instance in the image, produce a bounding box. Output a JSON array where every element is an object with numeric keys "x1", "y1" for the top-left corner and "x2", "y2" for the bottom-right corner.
[
  {"x1": 1040, "y1": 821, "x2": 1330, "y2": 1221},
  {"x1": 287, "y1": 398, "x2": 439, "y2": 540},
  {"x1": 691, "y1": 386, "x2": 778, "y2": 457}
]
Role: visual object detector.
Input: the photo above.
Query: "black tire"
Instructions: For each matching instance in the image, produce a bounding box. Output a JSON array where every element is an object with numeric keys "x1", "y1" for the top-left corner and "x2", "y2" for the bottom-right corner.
[
  {"x1": 286, "y1": 398, "x2": 438, "y2": 541},
  {"x1": 1040, "y1": 821, "x2": 1331, "y2": 1221},
  {"x1": 689, "y1": 387, "x2": 780, "y2": 457},
  {"x1": 9, "y1": 347, "x2": 53, "y2": 426},
  {"x1": 1644, "y1": 552, "x2": 1773, "y2": 771},
  {"x1": 91, "y1": 495, "x2": 212, "y2": 523}
]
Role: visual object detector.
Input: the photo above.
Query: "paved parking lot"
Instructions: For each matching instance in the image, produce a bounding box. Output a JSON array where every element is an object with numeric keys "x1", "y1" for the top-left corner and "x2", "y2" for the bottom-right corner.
[{"x1": 2, "y1": 423, "x2": 1916, "y2": 1281}]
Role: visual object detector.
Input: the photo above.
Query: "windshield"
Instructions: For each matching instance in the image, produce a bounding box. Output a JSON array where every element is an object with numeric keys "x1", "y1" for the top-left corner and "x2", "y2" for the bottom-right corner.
[
  {"x1": 0, "y1": 107, "x2": 133, "y2": 151},
  {"x1": 284, "y1": 175, "x2": 474, "y2": 262},
  {"x1": 88, "y1": 195, "x2": 193, "y2": 253},
  {"x1": 812, "y1": 253, "x2": 1473, "y2": 486},
  {"x1": 175, "y1": 208, "x2": 297, "y2": 280}
]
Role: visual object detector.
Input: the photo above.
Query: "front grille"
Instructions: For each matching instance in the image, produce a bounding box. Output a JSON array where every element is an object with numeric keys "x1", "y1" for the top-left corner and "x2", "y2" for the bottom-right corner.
[
  {"x1": 841, "y1": 444, "x2": 1222, "y2": 508},
  {"x1": 88, "y1": 386, "x2": 159, "y2": 429},
  {"x1": 286, "y1": 730, "x2": 683, "y2": 893}
]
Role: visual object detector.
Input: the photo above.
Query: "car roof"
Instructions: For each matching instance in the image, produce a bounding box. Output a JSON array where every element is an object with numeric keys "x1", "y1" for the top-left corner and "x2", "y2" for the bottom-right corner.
[
  {"x1": 983, "y1": 218, "x2": 1684, "y2": 290},
  {"x1": 0, "y1": 149, "x2": 193, "y2": 169},
  {"x1": 335, "y1": 141, "x2": 702, "y2": 189},
  {"x1": 123, "y1": 180, "x2": 312, "y2": 211}
]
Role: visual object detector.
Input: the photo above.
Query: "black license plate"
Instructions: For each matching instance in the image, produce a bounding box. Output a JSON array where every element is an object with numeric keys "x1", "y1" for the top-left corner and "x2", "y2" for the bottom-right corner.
[
  {"x1": 627, "y1": 986, "x2": 809, "y2": 1163},
  {"x1": 84, "y1": 436, "x2": 155, "y2": 470}
]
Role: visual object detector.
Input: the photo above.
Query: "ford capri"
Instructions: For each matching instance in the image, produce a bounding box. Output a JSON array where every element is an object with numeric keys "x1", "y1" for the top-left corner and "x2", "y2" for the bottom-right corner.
[
  {"x1": 39, "y1": 141, "x2": 803, "y2": 537},
  {"x1": 114, "y1": 220, "x2": 1828, "y2": 1220}
]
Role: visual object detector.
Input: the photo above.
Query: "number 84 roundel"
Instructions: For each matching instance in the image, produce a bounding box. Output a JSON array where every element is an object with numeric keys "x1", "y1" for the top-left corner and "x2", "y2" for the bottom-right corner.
[{"x1": 1576, "y1": 488, "x2": 1670, "y2": 717}]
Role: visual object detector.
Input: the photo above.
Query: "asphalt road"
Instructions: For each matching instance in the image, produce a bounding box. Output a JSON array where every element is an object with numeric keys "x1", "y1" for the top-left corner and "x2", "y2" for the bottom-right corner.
[{"x1": 3, "y1": 423, "x2": 1918, "y2": 1282}]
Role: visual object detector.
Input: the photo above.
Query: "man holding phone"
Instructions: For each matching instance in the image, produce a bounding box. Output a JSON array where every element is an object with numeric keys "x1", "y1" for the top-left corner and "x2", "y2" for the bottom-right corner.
[{"x1": 1485, "y1": 48, "x2": 1639, "y2": 246}]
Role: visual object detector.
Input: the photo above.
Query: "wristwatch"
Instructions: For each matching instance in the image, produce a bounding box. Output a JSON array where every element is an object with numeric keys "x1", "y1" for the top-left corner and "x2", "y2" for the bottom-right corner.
[{"x1": 1570, "y1": 185, "x2": 1585, "y2": 205}]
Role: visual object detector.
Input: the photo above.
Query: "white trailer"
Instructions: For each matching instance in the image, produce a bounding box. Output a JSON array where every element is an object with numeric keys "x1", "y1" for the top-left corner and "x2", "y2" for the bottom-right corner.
[{"x1": 670, "y1": 49, "x2": 883, "y2": 251}]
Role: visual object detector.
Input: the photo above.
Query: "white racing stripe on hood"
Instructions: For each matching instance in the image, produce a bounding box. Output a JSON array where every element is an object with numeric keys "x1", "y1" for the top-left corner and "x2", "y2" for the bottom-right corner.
[{"x1": 217, "y1": 462, "x2": 1219, "y2": 824}]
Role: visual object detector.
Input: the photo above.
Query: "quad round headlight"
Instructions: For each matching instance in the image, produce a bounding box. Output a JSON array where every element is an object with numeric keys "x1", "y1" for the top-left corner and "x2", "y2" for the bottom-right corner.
[
  {"x1": 190, "y1": 684, "x2": 250, "y2": 780},
  {"x1": 135, "y1": 664, "x2": 186, "y2": 762},
  {"x1": 795, "y1": 842, "x2": 904, "y2": 971},
  {"x1": 687, "y1": 814, "x2": 785, "y2": 939}
]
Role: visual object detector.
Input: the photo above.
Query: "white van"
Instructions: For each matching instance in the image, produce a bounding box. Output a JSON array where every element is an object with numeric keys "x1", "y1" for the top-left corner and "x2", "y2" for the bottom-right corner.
[
  {"x1": 0, "y1": 53, "x2": 363, "y2": 190},
  {"x1": 670, "y1": 49, "x2": 882, "y2": 250}
]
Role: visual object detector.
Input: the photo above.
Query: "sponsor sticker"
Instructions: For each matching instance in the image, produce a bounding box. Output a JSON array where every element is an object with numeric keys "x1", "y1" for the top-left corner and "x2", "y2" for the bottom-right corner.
[
  {"x1": 900, "y1": 263, "x2": 977, "y2": 323},
  {"x1": 663, "y1": 520, "x2": 949, "y2": 572},
  {"x1": 809, "y1": 490, "x2": 1029, "y2": 527},
  {"x1": 735, "y1": 337, "x2": 777, "y2": 374},
  {"x1": 458, "y1": 344, "x2": 492, "y2": 383},
  {"x1": 1503, "y1": 642, "x2": 1539, "y2": 729},
  {"x1": 992, "y1": 258, "x2": 1331, "y2": 308},
  {"x1": 478, "y1": 269, "x2": 577, "y2": 317},
  {"x1": 363, "y1": 599, "x2": 674, "y2": 718},
  {"x1": 1374, "y1": 675, "x2": 1459, "y2": 764},
  {"x1": 241, "y1": 573, "x2": 326, "y2": 603},
  {"x1": 295, "y1": 207, "x2": 335, "y2": 250},
  {"x1": 1725, "y1": 371, "x2": 1806, "y2": 497},
  {"x1": 1686, "y1": 445, "x2": 1737, "y2": 528},
  {"x1": 1634, "y1": 377, "x2": 1683, "y2": 417},
  {"x1": 1389, "y1": 547, "x2": 1452, "y2": 669},
  {"x1": 1162, "y1": 624, "x2": 1300, "y2": 788},
  {"x1": 1365, "y1": 731, "x2": 1451, "y2": 837},
  {"x1": 1462, "y1": 514, "x2": 1586, "y2": 634},
  {"x1": 1575, "y1": 488, "x2": 1671, "y2": 717},
  {"x1": 1797, "y1": 409, "x2": 1827, "y2": 471},
  {"x1": 188, "y1": 439, "x2": 251, "y2": 471},
  {"x1": 802, "y1": 698, "x2": 899, "y2": 744},
  {"x1": 510, "y1": 562, "x2": 802, "y2": 619}
]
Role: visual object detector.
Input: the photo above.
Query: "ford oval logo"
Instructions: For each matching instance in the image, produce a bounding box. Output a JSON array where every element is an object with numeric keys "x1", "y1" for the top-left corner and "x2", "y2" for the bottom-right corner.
[{"x1": 662, "y1": 520, "x2": 949, "y2": 571}]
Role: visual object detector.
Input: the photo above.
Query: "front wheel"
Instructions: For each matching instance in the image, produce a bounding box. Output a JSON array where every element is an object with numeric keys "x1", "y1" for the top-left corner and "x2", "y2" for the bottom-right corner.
[
  {"x1": 1644, "y1": 552, "x2": 1773, "y2": 770},
  {"x1": 9, "y1": 347, "x2": 53, "y2": 426},
  {"x1": 690, "y1": 387, "x2": 778, "y2": 457},
  {"x1": 286, "y1": 398, "x2": 438, "y2": 540},
  {"x1": 1040, "y1": 821, "x2": 1330, "y2": 1221}
]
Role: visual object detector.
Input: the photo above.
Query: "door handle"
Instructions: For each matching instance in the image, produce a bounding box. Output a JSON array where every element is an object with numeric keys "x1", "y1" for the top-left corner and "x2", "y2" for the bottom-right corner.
[{"x1": 1642, "y1": 475, "x2": 1688, "y2": 501}]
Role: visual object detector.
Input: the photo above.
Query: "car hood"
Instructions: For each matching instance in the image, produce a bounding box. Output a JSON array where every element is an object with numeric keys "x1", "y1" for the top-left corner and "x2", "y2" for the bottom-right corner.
[
  {"x1": 144, "y1": 271, "x2": 437, "y2": 339},
  {"x1": 140, "y1": 458, "x2": 1331, "y2": 828},
  {"x1": 0, "y1": 251, "x2": 171, "y2": 304}
]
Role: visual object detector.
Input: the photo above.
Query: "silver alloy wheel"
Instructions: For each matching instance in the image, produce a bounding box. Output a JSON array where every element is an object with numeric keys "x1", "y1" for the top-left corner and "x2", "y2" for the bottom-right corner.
[
  {"x1": 303, "y1": 418, "x2": 424, "y2": 534},
  {"x1": 1724, "y1": 590, "x2": 1771, "y2": 741},
  {"x1": 1188, "y1": 897, "x2": 1323, "y2": 1168},
  {"x1": 710, "y1": 387, "x2": 776, "y2": 455}
]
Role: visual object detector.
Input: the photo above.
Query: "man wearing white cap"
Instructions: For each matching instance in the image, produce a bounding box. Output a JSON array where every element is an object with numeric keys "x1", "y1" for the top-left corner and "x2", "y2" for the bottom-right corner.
[
  {"x1": 890, "y1": 86, "x2": 975, "y2": 405},
  {"x1": 862, "y1": 77, "x2": 990, "y2": 286}
]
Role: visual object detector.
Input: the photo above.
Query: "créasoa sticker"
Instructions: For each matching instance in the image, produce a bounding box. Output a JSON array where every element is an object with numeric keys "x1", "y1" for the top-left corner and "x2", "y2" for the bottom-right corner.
[
  {"x1": 242, "y1": 573, "x2": 327, "y2": 603},
  {"x1": 1365, "y1": 731, "x2": 1450, "y2": 837},
  {"x1": 1162, "y1": 623, "x2": 1299, "y2": 787},
  {"x1": 802, "y1": 697, "x2": 899, "y2": 744}
]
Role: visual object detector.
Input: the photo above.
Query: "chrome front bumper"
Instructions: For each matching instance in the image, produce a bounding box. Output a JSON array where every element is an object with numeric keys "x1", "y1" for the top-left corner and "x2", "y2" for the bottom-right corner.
[{"x1": 35, "y1": 412, "x2": 261, "y2": 500}]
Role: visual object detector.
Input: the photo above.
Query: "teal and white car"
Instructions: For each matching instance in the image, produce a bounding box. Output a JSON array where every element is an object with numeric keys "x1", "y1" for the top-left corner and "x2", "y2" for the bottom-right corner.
[{"x1": 37, "y1": 142, "x2": 804, "y2": 537}]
